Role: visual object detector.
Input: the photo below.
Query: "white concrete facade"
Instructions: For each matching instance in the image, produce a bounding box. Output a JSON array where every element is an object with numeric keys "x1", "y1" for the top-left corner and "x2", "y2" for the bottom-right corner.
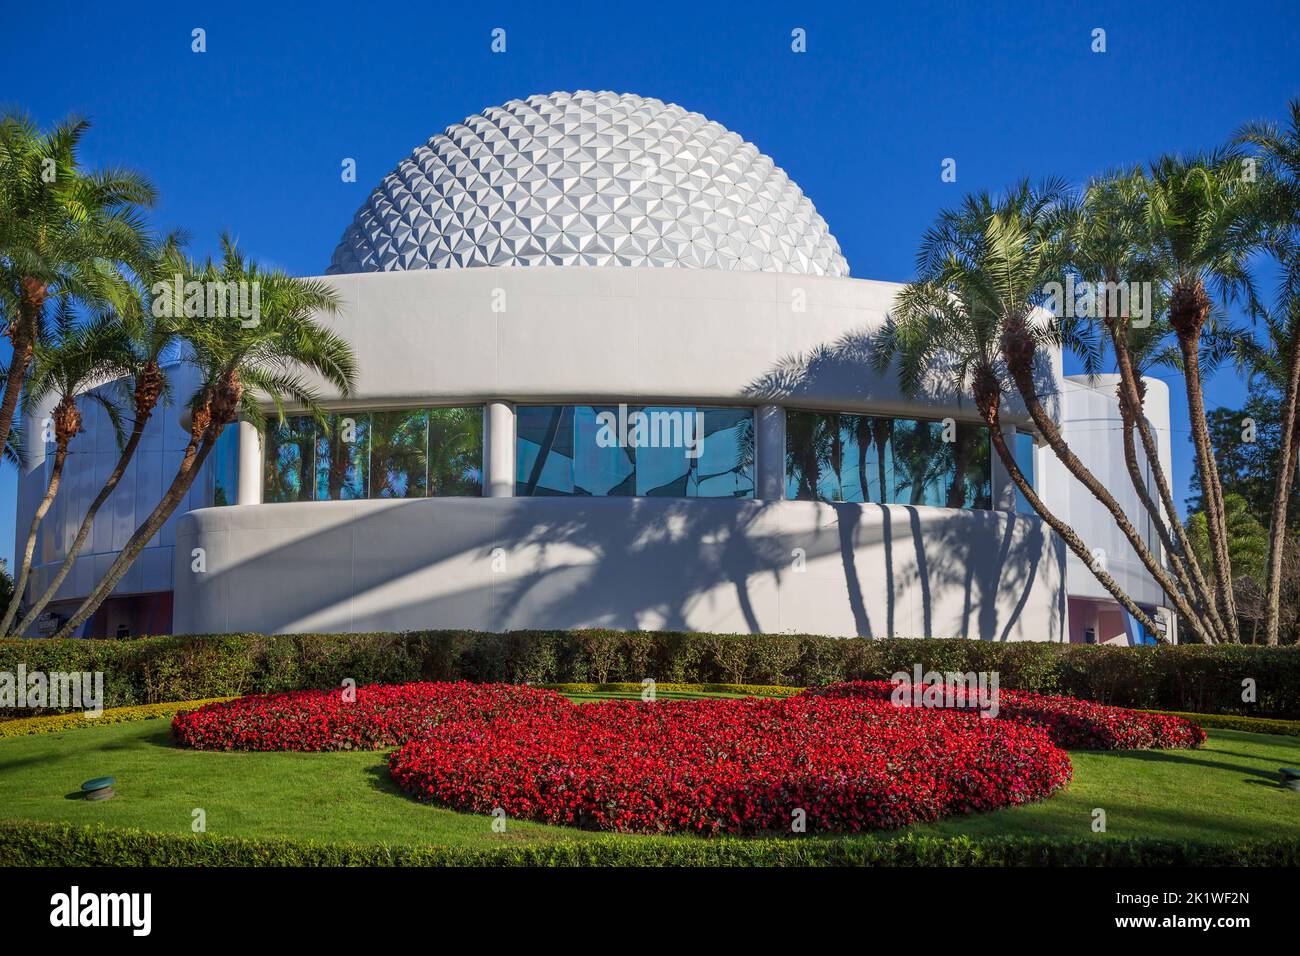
[
  {"x1": 11, "y1": 266, "x2": 1173, "y2": 643},
  {"x1": 1040, "y1": 374, "x2": 1176, "y2": 644},
  {"x1": 173, "y1": 496, "x2": 1064, "y2": 639}
]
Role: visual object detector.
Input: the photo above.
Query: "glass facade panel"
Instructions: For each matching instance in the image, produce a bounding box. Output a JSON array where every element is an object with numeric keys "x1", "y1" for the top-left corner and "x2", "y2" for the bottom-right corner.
[
  {"x1": 690, "y1": 407, "x2": 754, "y2": 498},
  {"x1": 264, "y1": 416, "x2": 316, "y2": 503},
  {"x1": 516, "y1": 404, "x2": 754, "y2": 498},
  {"x1": 576, "y1": 405, "x2": 636, "y2": 496},
  {"x1": 1013, "y1": 431, "x2": 1036, "y2": 515},
  {"x1": 316, "y1": 413, "x2": 369, "y2": 500},
  {"x1": 952, "y1": 422, "x2": 993, "y2": 510},
  {"x1": 209, "y1": 425, "x2": 239, "y2": 506},
  {"x1": 428, "y1": 406, "x2": 483, "y2": 497},
  {"x1": 786, "y1": 410, "x2": 993, "y2": 510},
  {"x1": 262, "y1": 406, "x2": 482, "y2": 502},
  {"x1": 517, "y1": 405, "x2": 575, "y2": 496},
  {"x1": 369, "y1": 409, "x2": 426, "y2": 499}
]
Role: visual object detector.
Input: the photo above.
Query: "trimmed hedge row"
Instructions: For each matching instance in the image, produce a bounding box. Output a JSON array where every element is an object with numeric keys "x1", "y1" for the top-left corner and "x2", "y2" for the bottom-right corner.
[
  {"x1": 2, "y1": 630, "x2": 1298, "y2": 718},
  {"x1": 3, "y1": 820, "x2": 1298, "y2": 867}
]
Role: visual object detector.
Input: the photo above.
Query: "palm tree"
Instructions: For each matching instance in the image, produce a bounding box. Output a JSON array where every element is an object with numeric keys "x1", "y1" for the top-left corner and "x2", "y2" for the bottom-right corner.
[
  {"x1": 1236, "y1": 99, "x2": 1300, "y2": 645},
  {"x1": 12, "y1": 238, "x2": 190, "y2": 636},
  {"x1": 975, "y1": 181, "x2": 1235, "y2": 644},
  {"x1": 0, "y1": 306, "x2": 133, "y2": 635},
  {"x1": 1140, "y1": 149, "x2": 1264, "y2": 643},
  {"x1": 1067, "y1": 169, "x2": 1231, "y2": 643},
  {"x1": 877, "y1": 181, "x2": 1174, "y2": 640},
  {"x1": 53, "y1": 237, "x2": 357, "y2": 638},
  {"x1": 0, "y1": 113, "x2": 154, "y2": 468}
]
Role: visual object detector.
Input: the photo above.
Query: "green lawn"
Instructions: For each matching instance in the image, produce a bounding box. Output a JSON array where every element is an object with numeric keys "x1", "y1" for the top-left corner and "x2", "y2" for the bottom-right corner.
[{"x1": 1, "y1": 696, "x2": 1297, "y2": 848}]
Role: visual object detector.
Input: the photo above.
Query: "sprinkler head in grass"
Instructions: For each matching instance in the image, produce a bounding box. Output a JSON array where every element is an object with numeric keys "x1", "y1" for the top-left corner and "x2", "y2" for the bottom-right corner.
[
  {"x1": 81, "y1": 776, "x2": 116, "y2": 801},
  {"x1": 1280, "y1": 768, "x2": 1300, "y2": 793}
]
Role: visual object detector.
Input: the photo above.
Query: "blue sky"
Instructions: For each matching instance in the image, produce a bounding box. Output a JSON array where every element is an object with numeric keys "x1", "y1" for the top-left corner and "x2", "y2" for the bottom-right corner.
[{"x1": 0, "y1": 0, "x2": 1296, "y2": 566}]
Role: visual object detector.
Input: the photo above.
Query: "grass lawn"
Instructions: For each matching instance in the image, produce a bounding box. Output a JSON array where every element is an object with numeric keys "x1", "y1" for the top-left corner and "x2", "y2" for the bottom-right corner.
[{"x1": 1, "y1": 692, "x2": 1297, "y2": 848}]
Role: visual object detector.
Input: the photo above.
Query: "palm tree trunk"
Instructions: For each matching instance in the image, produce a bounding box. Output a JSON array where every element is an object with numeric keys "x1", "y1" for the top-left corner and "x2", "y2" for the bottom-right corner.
[
  {"x1": 0, "y1": 338, "x2": 31, "y2": 464},
  {"x1": 0, "y1": 299, "x2": 41, "y2": 470},
  {"x1": 1179, "y1": 329, "x2": 1241, "y2": 642},
  {"x1": 1169, "y1": 280, "x2": 1240, "y2": 641},
  {"x1": 0, "y1": 281, "x2": 44, "y2": 463},
  {"x1": 0, "y1": 441, "x2": 68, "y2": 635},
  {"x1": 52, "y1": 427, "x2": 216, "y2": 639},
  {"x1": 14, "y1": 414, "x2": 151, "y2": 636},
  {"x1": 1118, "y1": 404, "x2": 1221, "y2": 644},
  {"x1": 1004, "y1": 356, "x2": 1215, "y2": 645},
  {"x1": 1263, "y1": 316, "x2": 1300, "y2": 645},
  {"x1": 1108, "y1": 325, "x2": 1227, "y2": 640},
  {"x1": 977, "y1": 387, "x2": 1165, "y2": 638}
]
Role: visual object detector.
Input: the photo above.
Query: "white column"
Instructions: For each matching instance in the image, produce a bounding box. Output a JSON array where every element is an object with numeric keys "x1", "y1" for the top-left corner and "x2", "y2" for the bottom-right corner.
[
  {"x1": 236, "y1": 419, "x2": 262, "y2": 506},
  {"x1": 991, "y1": 423, "x2": 1018, "y2": 512},
  {"x1": 756, "y1": 404, "x2": 786, "y2": 501},
  {"x1": 485, "y1": 401, "x2": 515, "y2": 497}
]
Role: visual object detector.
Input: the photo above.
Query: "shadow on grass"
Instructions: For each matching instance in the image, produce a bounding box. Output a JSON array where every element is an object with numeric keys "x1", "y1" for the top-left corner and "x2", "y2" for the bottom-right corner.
[
  {"x1": 362, "y1": 761, "x2": 408, "y2": 800},
  {"x1": 1095, "y1": 747, "x2": 1281, "y2": 782}
]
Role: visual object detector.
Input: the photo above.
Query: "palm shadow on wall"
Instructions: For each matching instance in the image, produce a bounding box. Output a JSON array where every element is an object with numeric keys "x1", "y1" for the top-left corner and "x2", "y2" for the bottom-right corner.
[
  {"x1": 185, "y1": 326, "x2": 1062, "y2": 640},
  {"x1": 739, "y1": 324, "x2": 1064, "y2": 641}
]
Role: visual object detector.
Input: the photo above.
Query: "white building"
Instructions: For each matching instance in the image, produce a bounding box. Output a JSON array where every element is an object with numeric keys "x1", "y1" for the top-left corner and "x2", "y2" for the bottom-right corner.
[{"x1": 13, "y1": 91, "x2": 1175, "y2": 643}]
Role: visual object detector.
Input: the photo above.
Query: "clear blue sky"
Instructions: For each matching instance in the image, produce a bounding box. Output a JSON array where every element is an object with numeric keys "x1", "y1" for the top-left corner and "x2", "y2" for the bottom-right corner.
[{"x1": 1, "y1": 0, "x2": 1296, "y2": 566}]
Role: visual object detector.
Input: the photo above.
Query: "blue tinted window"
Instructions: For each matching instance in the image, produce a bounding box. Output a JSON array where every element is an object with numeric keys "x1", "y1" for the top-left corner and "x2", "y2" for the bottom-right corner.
[
  {"x1": 786, "y1": 410, "x2": 992, "y2": 510},
  {"x1": 516, "y1": 405, "x2": 753, "y2": 498},
  {"x1": 369, "y1": 410, "x2": 424, "y2": 499},
  {"x1": 516, "y1": 405, "x2": 575, "y2": 495},
  {"x1": 263, "y1": 406, "x2": 483, "y2": 502},
  {"x1": 317, "y1": 413, "x2": 369, "y2": 500},
  {"x1": 210, "y1": 424, "x2": 239, "y2": 506},
  {"x1": 264, "y1": 416, "x2": 316, "y2": 503},
  {"x1": 428, "y1": 406, "x2": 483, "y2": 497},
  {"x1": 1014, "y1": 431, "x2": 1036, "y2": 515}
]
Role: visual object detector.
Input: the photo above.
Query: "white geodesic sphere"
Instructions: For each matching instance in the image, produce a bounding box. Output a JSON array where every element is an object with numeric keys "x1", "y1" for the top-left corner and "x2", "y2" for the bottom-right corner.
[{"x1": 327, "y1": 90, "x2": 849, "y2": 277}]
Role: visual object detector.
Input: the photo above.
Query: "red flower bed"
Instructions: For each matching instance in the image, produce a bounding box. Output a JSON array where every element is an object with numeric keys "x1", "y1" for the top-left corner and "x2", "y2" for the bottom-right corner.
[
  {"x1": 806, "y1": 681, "x2": 1206, "y2": 750},
  {"x1": 175, "y1": 681, "x2": 1087, "y2": 835},
  {"x1": 387, "y1": 695, "x2": 1071, "y2": 834},
  {"x1": 172, "y1": 681, "x2": 571, "y2": 751}
]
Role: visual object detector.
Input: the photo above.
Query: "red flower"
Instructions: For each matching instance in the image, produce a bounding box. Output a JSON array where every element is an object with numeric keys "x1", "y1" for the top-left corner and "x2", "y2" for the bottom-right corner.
[
  {"x1": 171, "y1": 682, "x2": 571, "y2": 751},
  {"x1": 804, "y1": 682, "x2": 1207, "y2": 750},
  {"x1": 387, "y1": 694, "x2": 1071, "y2": 835},
  {"x1": 175, "y1": 680, "x2": 1135, "y2": 835}
]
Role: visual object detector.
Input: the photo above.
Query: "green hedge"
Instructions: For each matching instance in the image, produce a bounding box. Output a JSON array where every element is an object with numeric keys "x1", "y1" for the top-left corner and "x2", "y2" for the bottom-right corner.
[
  {"x1": 3, "y1": 820, "x2": 1297, "y2": 867},
  {"x1": 2, "y1": 630, "x2": 1298, "y2": 718}
]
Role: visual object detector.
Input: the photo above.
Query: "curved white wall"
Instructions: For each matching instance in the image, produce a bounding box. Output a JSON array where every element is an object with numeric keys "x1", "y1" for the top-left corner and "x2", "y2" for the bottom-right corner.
[
  {"x1": 15, "y1": 266, "x2": 1097, "y2": 639},
  {"x1": 173, "y1": 497, "x2": 1065, "y2": 640},
  {"x1": 303, "y1": 268, "x2": 1057, "y2": 426}
]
